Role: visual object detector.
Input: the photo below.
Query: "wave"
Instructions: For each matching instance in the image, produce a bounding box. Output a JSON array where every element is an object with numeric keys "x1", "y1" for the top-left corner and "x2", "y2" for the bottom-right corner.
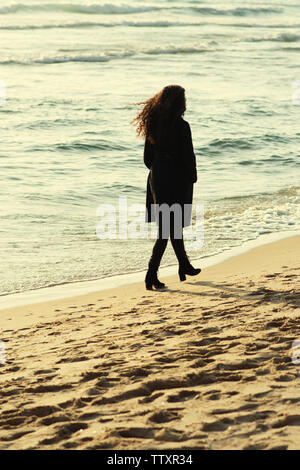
[
  {"x1": 238, "y1": 155, "x2": 298, "y2": 166},
  {"x1": 246, "y1": 32, "x2": 300, "y2": 42},
  {"x1": 218, "y1": 186, "x2": 299, "y2": 202},
  {"x1": 3, "y1": 20, "x2": 300, "y2": 32},
  {"x1": 206, "y1": 137, "x2": 255, "y2": 150},
  {"x1": 0, "y1": 20, "x2": 202, "y2": 30},
  {"x1": 0, "y1": 3, "x2": 285, "y2": 18},
  {"x1": 144, "y1": 45, "x2": 211, "y2": 55},
  {"x1": 15, "y1": 117, "x2": 97, "y2": 129},
  {"x1": 278, "y1": 46, "x2": 300, "y2": 52},
  {"x1": 200, "y1": 134, "x2": 294, "y2": 153},
  {"x1": 261, "y1": 134, "x2": 293, "y2": 143},
  {"x1": 1, "y1": 51, "x2": 132, "y2": 65},
  {"x1": 0, "y1": 45, "x2": 215, "y2": 65},
  {"x1": 0, "y1": 2, "x2": 161, "y2": 15},
  {"x1": 237, "y1": 23, "x2": 300, "y2": 29},
  {"x1": 28, "y1": 139, "x2": 128, "y2": 152},
  {"x1": 191, "y1": 6, "x2": 284, "y2": 16}
]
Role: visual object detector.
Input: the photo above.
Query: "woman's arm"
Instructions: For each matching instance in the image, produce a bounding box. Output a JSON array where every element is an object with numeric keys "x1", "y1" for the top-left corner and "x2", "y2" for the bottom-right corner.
[
  {"x1": 182, "y1": 121, "x2": 197, "y2": 183},
  {"x1": 143, "y1": 138, "x2": 154, "y2": 169}
]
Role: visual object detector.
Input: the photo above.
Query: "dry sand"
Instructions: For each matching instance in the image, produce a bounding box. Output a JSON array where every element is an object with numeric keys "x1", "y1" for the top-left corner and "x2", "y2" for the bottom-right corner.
[{"x1": 0, "y1": 235, "x2": 299, "y2": 450}]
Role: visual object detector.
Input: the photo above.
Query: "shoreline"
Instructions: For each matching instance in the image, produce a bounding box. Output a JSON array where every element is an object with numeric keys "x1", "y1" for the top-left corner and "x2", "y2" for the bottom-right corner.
[{"x1": 1, "y1": 228, "x2": 299, "y2": 311}]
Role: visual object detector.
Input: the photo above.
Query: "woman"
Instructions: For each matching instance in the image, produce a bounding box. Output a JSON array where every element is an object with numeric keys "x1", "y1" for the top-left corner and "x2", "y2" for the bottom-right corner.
[{"x1": 132, "y1": 85, "x2": 201, "y2": 290}]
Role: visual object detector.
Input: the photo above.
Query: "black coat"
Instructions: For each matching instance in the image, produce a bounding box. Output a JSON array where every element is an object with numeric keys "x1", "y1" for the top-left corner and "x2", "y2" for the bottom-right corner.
[{"x1": 144, "y1": 118, "x2": 197, "y2": 227}]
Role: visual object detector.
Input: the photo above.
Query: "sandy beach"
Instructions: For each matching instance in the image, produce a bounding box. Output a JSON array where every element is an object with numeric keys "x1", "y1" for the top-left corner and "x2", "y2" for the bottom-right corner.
[{"x1": 0, "y1": 235, "x2": 299, "y2": 450}]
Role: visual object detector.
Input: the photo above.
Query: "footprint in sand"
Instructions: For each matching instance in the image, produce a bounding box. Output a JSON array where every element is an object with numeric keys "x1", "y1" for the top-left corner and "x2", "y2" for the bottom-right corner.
[
  {"x1": 201, "y1": 327, "x2": 221, "y2": 334},
  {"x1": 113, "y1": 426, "x2": 156, "y2": 439},
  {"x1": 22, "y1": 405, "x2": 62, "y2": 418},
  {"x1": 39, "y1": 422, "x2": 89, "y2": 445},
  {"x1": 120, "y1": 367, "x2": 150, "y2": 378},
  {"x1": 167, "y1": 389, "x2": 199, "y2": 403},
  {"x1": 154, "y1": 427, "x2": 187, "y2": 442},
  {"x1": 202, "y1": 390, "x2": 222, "y2": 401},
  {"x1": 264, "y1": 273, "x2": 280, "y2": 278},
  {"x1": 25, "y1": 384, "x2": 73, "y2": 394},
  {"x1": 201, "y1": 417, "x2": 233, "y2": 432},
  {"x1": 137, "y1": 300, "x2": 153, "y2": 305},
  {"x1": 270, "y1": 414, "x2": 300, "y2": 428},
  {"x1": 56, "y1": 356, "x2": 90, "y2": 364},
  {"x1": 34, "y1": 368, "x2": 59, "y2": 376},
  {"x1": 138, "y1": 392, "x2": 164, "y2": 404},
  {"x1": 148, "y1": 409, "x2": 180, "y2": 423},
  {"x1": 38, "y1": 413, "x2": 72, "y2": 426}
]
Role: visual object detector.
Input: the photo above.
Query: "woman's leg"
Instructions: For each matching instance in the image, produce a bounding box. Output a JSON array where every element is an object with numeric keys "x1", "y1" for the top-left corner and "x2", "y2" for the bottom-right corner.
[
  {"x1": 170, "y1": 229, "x2": 187, "y2": 266},
  {"x1": 169, "y1": 211, "x2": 186, "y2": 264},
  {"x1": 169, "y1": 212, "x2": 201, "y2": 281},
  {"x1": 145, "y1": 212, "x2": 168, "y2": 289}
]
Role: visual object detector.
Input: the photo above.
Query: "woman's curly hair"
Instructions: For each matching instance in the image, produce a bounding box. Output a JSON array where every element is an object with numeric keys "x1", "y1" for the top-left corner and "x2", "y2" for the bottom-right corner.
[{"x1": 131, "y1": 85, "x2": 186, "y2": 147}]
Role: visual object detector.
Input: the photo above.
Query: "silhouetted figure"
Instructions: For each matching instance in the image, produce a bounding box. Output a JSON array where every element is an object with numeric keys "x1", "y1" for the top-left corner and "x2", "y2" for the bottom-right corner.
[{"x1": 132, "y1": 85, "x2": 201, "y2": 290}]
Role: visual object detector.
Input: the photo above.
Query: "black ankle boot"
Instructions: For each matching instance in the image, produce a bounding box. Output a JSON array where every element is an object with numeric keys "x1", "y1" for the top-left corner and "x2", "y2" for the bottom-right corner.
[
  {"x1": 171, "y1": 238, "x2": 201, "y2": 282},
  {"x1": 145, "y1": 270, "x2": 166, "y2": 290},
  {"x1": 145, "y1": 238, "x2": 168, "y2": 290},
  {"x1": 178, "y1": 263, "x2": 201, "y2": 282}
]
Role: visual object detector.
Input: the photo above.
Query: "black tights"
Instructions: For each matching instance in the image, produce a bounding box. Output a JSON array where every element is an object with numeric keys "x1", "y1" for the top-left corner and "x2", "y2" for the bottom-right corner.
[
  {"x1": 150, "y1": 237, "x2": 186, "y2": 266},
  {"x1": 148, "y1": 213, "x2": 187, "y2": 270}
]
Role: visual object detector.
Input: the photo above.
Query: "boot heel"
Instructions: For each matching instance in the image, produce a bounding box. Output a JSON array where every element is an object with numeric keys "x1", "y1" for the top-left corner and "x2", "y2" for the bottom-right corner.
[{"x1": 179, "y1": 269, "x2": 186, "y2": 282}]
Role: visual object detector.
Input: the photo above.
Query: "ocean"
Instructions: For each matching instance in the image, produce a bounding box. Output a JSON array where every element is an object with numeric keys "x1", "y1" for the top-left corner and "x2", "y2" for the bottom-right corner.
[{"x1": 1, "y1": 0, "x2": 299, "y2": 297}]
